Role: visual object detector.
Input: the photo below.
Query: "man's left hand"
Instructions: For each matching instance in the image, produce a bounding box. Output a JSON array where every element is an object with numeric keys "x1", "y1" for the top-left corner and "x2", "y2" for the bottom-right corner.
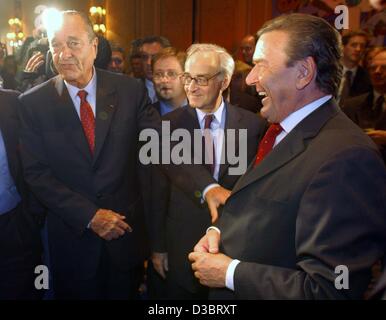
[{"x1": 188, "y1": 252, "x2": 232, "y2": 288}]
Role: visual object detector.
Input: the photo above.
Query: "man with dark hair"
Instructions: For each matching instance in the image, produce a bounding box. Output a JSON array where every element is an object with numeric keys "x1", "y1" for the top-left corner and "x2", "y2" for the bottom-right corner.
[
  {"x1": 108, "y1": 45, "x2": 126, "y2": 74},
  {"x1": 189, "y1": 13, "x2": 386, "y2": 300},
  {"x1": 239, "y1": 34, "x2": 257, "y2": 67},
  {"x1": 139, "y1": 36, "x2": 171, "y2": 103},
  {"x1": 344, "y1": 48, "x2": 386, "y2": 162},
  {"x1": 18, "y1": 10, "x2": 159, "y2": 299},
  {"x1": 339, "y1": 30, "x2": 372, "y2": 106},
  {"x1": 0, "y1": 89, "x2": 43, "y2": 300}
]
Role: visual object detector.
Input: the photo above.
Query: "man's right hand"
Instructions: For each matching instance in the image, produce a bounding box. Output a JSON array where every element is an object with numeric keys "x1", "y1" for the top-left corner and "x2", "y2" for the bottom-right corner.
[
  {"x1": 24, "y1": 52, "x2": 45, "y2": 73},
  {"x1": 194, "y1": 229, "x2": 221, "y2": 254},
  {"x1": 205, "y1": 186, "x2": 231, "y2": 223},
  {"x1": 90, "y1": 209, "x2": 132, "y2": 241},
  {"x1": 151, "y1": 252, "x2": 168, "y2": 279}
]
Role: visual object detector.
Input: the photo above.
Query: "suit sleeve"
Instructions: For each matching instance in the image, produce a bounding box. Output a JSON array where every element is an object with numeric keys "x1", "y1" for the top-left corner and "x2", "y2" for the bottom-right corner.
[
  {"x1": 17, "y1": 96, "x2": 98, "y2": 236},
  {"x1": 233, "y1": 147, "x2": 386, "y2": 299}
]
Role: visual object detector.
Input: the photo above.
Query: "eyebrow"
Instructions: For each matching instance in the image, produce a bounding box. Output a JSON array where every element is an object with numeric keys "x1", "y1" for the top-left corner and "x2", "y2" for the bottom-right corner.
[{"x1": 68, "y1": 36, "x2": 81, "y2": 41}]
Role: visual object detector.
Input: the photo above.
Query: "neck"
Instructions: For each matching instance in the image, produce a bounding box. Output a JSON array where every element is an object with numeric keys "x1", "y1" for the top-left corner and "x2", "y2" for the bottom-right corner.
[
  {"x1": 168, "y1": 95, "x2": 186, "y2": 108},
  {"x1": 342, "y1": 58, "x2": 357, "y2": 70},
  {"x1": 67, "y1": 68, "x2": 94, "y2": 89},
  {"x1": 200, "y1": 95, "x2": 223, "y2": 114}
]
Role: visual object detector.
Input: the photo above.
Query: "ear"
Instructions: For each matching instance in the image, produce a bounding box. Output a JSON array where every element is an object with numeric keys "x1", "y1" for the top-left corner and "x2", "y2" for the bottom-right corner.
[
  {"x1": 92, "y1": 36, "x2": 99, "y2": 58},
  {"x1": 220, "y1": 76, "x2": 231, "y2": 92},
  {"x1": 295, "y1": 56, "x2": 316, "y2": 90}
]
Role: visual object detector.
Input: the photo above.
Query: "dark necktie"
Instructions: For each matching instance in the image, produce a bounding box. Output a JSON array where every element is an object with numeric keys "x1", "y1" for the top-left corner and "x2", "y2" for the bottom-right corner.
[
  {"x1": 340, "y1": 70, "x2": 353, "y2": 106},
  {"x1": 203, "y1": 114, "x2": 215, "y2": 175},
  {"x1": 77, "y1": 90, "x2": 95, "y2": 154},
  {"x1": 254, "y1": 123, "x2": 283, "y2": 167},
  {"x1": 374, "y1": 95, "x2": 385, "y2": 114}
]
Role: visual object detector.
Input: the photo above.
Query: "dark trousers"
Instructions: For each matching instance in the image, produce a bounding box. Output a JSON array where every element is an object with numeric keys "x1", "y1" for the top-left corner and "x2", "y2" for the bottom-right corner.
[
  {"x1": 0, "y1": 206, "x2": 43, "y2": 300},
  {"x1": 53, "y1": 243, "x2": 144, "y2": 300}
]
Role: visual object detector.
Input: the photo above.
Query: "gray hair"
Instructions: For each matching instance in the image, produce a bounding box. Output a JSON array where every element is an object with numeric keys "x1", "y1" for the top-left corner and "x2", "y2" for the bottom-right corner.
[{"x1": 186, "y1": 43, "x2": 235, "y2": 81}]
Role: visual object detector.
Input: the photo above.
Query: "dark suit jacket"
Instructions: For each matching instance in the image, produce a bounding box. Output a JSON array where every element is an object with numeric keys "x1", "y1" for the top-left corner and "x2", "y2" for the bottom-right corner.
[
  {"x1": 349, "y1": 66, "x2": 372, "y2": 97},
  {"x1": 0, "y1": 89, "x2": 43, "y2": 299},
  {"x1": 212, "y1": 99, "x2": 386, "y2": 299},
  {"x1": 344, "y1": 91, "x2": 386, "y2": 130},
  {"x1": 344, "y1": 91, "x2": 386, "y2": 162},
  {"x1": 18, "y1": 69, "x2": 160, "y2": 289},
  {"x1": 150, "y1": 103, "x2": 266, "y2": 293}
]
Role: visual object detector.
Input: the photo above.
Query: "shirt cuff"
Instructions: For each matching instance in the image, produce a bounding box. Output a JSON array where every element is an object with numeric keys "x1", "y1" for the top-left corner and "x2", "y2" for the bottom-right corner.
[
  {"x1": 225, "y1": 259, "x2": 240, "y2": 291},
  {"x1": 202, "y1": 183, "x2": 220, "y2": 202},
  {"x1": 206, "y1": 226, "x2": 221, "y2": 235}
]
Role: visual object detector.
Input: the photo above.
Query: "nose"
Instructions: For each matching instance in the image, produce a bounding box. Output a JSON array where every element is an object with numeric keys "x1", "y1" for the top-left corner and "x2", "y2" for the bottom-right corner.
[
  {"x1": 186, "y1": 79, "x2": 198, "y2": 91},
  {"x1": 59, "y1": 44, "x2": 72, "y2": 59},
  {"x1": 245, "y1": 65, "x2": 264, "y2": 92}
]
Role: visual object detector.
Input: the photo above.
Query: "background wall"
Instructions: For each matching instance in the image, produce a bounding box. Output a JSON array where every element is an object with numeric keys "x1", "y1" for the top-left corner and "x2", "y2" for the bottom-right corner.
[{"x1": 1, "y1": 0, "x2": 380, "y2": 57}]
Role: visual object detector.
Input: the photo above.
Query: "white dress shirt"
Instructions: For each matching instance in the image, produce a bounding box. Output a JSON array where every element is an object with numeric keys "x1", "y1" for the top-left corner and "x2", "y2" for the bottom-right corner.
[
  {"x1": 64, "y1": 68, "x2": 97, "y2": 118},
  {"x1": 195, "y1": 100, "x2": 226, "y2": 182},
  {"x1": 224, "y1": 95, "x2": 333, "y2": 291}
]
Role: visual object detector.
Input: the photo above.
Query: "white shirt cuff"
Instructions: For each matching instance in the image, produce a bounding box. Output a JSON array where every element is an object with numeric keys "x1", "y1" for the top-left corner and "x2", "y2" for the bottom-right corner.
[
  {"x1": 202, "y1": 183, "x2": 220, "y2": 202},
  {"x1": 225, "y1": 259, "x2": 240, "y2": 291},
  {"x1": 206, "y1": 226, "x2": 221, "y2": 235}
]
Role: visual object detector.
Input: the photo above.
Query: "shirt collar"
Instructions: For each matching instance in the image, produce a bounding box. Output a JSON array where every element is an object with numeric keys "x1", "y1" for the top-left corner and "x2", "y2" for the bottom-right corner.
[
  {"x1": 64, "y1": 67, "x2": 97, "y2": 100},
  {"x1": 342, "y1": 65, "x2": 358, "y2": 78},
  {"x1": 280, "y1": 95, "x2": 332, "y2": 134},
  {"x1": 195, "y1": 99, "x2": 225, "y2": 128}
]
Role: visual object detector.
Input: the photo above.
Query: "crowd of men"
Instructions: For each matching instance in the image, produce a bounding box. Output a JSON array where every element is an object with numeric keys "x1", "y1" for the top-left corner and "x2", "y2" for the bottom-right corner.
[{"x1": 0, "y1": 9, "x2": 386, "y2": 300}]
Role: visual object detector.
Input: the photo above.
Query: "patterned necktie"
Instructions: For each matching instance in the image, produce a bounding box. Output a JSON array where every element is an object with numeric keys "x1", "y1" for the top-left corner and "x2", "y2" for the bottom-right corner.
[
  {"x1": 254, "y1": 123, "x2": 283, "y2": 167},
  {"x1": 77, "y1": 90, "x2": 95, "y2": 154},
  {"x1": 203, "y1": 114, "x2": 215, "y2": 175}
]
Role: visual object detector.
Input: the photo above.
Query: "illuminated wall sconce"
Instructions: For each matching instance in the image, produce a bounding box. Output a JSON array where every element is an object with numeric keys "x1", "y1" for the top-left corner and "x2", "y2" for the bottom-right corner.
[
  {"x1": 89, "y1": 6, "x2": 106, "y2": 35},
  {"x1": 7, "y1": 17, "x2": 24, "y2": 50}
]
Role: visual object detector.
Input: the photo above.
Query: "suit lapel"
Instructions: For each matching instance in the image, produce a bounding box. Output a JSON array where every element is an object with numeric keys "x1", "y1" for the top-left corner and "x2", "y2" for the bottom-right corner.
[
  {"x1": 93, "y1": 70, "x2": 117, "y2": 166},
  {"x1": 53, "y1": 77, "x2": 93, "y2": 163},
  {"x1": 232, "y1": 100, "x2": 340, "y2": 195},
  {"x1": 219, "y1": 103, "x2": 241, "y2": 180}
]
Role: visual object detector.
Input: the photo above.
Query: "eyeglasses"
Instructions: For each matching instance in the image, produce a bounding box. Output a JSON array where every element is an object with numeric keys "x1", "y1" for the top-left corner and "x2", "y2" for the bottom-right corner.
[
  {"x1": 153, "y1": 71, "x2": 181, "y2": 81},
  {"x1": 111, "y1": 57, "x2": 123, "y2": 65},
  {"x1": 181, "y1": 71, "x2": 221, "y2": 86}
]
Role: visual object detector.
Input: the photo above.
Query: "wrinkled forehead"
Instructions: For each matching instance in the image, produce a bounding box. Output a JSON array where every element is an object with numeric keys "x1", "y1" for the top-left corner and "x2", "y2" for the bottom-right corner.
[
  {"x1": 186, "y1": 51, "x2": 219, "y2": 72},
  {"x1": 50, "y1": 15, "x2": 88, "y2": 41},
  {"x1": 252, "y1": 31, "x2": 289, "y2": 62},
  {"x1": 371, "y1": 51, "x2": 386, "y2": 65}
]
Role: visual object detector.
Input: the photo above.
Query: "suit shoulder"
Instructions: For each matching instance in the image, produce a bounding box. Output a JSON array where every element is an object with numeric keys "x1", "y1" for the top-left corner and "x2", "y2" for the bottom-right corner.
[
  {"x1": 230, "y1": 104, "x2": 267, "y2": 129},
  {"x1": 161, "y1": 106, "x2": 187, "y2": 122},
  {"x1": 0, "y1": 88, "x2": 20, "y2": 100},
  {"x1": 19, "y1": 77, "x2": 56, "y2": 102},
  {"x1": 98, "y1": 69, "x2": 145, "y2": 90}
]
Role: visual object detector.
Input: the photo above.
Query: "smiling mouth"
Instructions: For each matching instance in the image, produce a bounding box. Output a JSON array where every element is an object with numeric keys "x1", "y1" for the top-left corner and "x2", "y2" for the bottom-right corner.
[{"x1": 258, "y1": 92, "x2": 267, "y2": 97}]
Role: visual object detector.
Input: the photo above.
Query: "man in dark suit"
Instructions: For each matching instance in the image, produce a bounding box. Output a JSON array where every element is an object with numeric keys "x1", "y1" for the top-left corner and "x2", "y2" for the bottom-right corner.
[
  {"x1": 0, "y1": 89, "x2": 43, "y2": 300},
  {"x1": 189, "y1": 14, "x2": 386, "y2": 299},
  {"x1": 17, "y1": 10, "x2": 159, "y2": 299},
  {"x1": 338, "y1": 31, "x2": 372, "y2": 106},
  {"x1": 344, "y1": 48, "x2": 386, "y2": 162},
  {"x1": 149, "y1": 44, "x2": 266, "y2": 299},
  {"x1": 145, "y1": 47, "x2": 188, "y2": 299}
]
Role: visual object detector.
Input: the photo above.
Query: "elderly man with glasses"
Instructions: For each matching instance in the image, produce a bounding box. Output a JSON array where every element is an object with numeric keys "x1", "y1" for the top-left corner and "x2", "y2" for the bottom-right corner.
[{"x1": 148, "y1": 43, "x2": 266, "y2": 299}]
